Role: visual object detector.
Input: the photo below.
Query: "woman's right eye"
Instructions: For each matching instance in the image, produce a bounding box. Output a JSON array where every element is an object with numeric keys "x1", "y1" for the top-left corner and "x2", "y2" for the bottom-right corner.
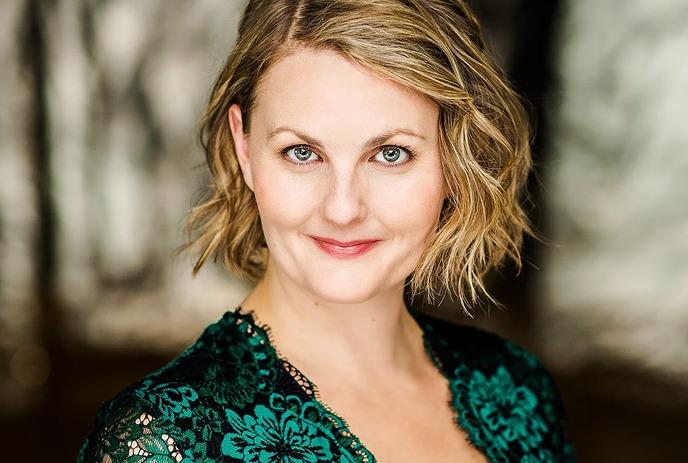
[{"x1": 280, "y1": 145, "x2": 321, "y2": 166}]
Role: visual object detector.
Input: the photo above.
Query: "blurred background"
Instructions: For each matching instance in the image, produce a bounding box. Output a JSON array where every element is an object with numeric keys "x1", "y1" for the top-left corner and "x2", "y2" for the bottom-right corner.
[{"x1": 2, "y1": 0, "x2": 687, "y2": 461}]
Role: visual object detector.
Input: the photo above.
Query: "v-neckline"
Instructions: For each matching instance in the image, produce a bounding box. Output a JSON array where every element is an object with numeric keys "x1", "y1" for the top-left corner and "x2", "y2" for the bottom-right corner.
[{"x1": 230, "y1": 305, "x2": 487, "y2": 463}]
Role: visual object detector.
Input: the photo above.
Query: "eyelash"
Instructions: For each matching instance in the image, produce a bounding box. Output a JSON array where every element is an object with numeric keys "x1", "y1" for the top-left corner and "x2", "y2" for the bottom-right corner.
[{"x1": 279, "y1": 144, "x2": 417, "y2": 169}]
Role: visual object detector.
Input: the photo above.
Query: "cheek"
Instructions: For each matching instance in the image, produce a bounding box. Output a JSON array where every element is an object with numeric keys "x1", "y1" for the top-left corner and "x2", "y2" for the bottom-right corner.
[
  {"x1": 372, "y1": 169, "x2": 444, "y2": 238},
  {"x1": 251, "y1": 160, "x2": 316, "y2": 232}
]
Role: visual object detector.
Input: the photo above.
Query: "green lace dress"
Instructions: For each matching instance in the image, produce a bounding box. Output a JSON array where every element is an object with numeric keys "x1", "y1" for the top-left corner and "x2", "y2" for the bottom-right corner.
[{"x1": 77, "y1": 306, "x2": 576, "y2": 462}]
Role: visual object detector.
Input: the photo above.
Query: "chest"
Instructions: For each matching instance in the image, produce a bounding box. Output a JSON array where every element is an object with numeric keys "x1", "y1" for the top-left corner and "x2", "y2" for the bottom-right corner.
[{"x1": 316, "y1": 384, "x2": 490, "y2": 463}]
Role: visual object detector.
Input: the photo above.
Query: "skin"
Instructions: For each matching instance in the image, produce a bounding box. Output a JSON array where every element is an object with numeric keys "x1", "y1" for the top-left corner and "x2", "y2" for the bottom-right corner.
[{"x1": 227, "y1": 47, "x2": 485, "y2": 461}]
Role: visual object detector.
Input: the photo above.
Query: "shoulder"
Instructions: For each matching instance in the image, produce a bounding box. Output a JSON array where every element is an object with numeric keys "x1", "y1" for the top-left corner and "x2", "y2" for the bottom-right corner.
[
  {"x1": 77, "y1": 387, "x2": 181, "y2": 463},
  {"x1": 415, "y1": 310, "x2": 578, "y2": 462},
  {"x1": 77, "y1": 310, "x2": 253, "y2": 462},
  {"x1": 416, "y1": 310, "x2": 563, "y2": 401},
  {"x1": 415, "y1": 310, "x2": 552, "y2": 379}
]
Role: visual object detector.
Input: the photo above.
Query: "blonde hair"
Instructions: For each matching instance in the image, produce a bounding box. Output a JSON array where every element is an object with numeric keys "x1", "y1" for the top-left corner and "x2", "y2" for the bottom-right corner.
[{"x1": 177, "y1": 0, "x2": 539, "y2": 316}]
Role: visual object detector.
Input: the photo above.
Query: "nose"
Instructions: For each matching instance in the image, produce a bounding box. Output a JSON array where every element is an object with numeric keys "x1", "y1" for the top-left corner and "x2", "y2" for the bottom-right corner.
[{"x1": 321, "y1": 164, "x2": 368, "y2": 226}]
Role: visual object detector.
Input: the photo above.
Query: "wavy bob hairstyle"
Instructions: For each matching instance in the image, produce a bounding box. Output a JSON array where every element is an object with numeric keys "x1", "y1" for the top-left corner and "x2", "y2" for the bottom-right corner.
[{"x1": 179, "y1": 0, "x2": 538, "y2": 316}]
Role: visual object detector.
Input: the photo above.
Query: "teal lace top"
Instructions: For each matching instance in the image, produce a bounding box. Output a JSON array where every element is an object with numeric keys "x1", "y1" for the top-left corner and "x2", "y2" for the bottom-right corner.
[{"x1": 77, "y1": 306, "x2": 576, "y2": 462}]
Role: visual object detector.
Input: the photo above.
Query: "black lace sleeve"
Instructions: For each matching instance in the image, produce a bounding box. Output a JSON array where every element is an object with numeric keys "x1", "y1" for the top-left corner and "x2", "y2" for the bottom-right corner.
[{"x1": 77, "y1": 394, "x2": 186, "y2": 463}]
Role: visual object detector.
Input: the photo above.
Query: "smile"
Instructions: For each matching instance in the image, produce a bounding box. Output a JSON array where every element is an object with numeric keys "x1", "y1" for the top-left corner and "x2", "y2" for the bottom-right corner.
[{"x1": 309, "y1": 236, "x2": 381, "y2": 259}]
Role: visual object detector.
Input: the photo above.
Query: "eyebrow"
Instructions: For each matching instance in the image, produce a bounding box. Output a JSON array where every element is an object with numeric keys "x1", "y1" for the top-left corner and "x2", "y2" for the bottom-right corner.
[{"x1": 268, "y1": 126, "x2": 427, "y2": 151}]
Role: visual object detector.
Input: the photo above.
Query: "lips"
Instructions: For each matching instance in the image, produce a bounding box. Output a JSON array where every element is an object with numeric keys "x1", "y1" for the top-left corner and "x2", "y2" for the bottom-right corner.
[
  {"x1": 309, "y1": 236, "x2": 381, "y2": 258},
  {"x1": 310, "y1": 236, "x2": 380, "y2": 247}
]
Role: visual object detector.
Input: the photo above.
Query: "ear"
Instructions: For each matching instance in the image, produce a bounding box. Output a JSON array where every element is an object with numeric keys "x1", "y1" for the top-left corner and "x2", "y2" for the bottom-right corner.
[{"x1": 228, "y1": 103, "x2": 254, "y2": 192}]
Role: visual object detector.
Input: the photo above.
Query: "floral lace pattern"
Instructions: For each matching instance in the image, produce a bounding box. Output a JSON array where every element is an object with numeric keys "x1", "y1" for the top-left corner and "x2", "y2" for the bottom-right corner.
[{"x1": 77, "y1": 307, "x2": 576, "y2": 462}]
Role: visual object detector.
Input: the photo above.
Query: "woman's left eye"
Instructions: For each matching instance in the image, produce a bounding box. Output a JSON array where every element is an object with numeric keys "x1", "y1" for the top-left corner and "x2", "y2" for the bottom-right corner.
[{"x1": 373, "y1": 145, "x2": 415, "y2": 167}]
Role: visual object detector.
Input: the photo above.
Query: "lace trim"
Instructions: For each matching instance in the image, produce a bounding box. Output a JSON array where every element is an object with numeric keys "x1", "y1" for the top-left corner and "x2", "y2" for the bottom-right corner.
[{"x1": 234, "y1": 305, "x2": 375, "y2": 462}]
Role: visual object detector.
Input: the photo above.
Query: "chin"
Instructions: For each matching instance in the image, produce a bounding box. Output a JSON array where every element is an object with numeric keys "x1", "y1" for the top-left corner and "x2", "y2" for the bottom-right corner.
[{"x1": 304, "y1": 272, "x2": 383, "y2": 305}]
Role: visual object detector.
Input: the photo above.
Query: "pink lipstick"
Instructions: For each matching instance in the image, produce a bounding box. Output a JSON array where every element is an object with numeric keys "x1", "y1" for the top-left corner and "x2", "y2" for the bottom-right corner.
[{"x1": 309, "y1": 236, "x2": 381, "y2": 258}]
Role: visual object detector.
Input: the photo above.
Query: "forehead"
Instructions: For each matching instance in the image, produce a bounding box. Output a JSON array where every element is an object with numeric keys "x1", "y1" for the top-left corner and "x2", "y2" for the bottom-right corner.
[{"x1": 251, "y1": 48, "x2": 438, "y2": 138}]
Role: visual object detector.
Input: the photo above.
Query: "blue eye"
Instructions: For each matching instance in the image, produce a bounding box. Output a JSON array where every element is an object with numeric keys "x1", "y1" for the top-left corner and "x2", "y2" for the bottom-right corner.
[
  {"x1": 281, "y1": 145, "x2": 320, "y2": 165},
  {"x1": 373, "y1": 145, "x2": 414, "y2": 167},
  {"x1": 279, "y1": 144, "x2": 416, "y2": 168}
]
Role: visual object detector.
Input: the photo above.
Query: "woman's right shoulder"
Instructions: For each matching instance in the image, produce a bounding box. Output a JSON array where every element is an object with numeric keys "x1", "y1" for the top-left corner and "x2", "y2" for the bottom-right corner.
[
  {"x1": 76, "y1": 310, "x2": 248, "y2": 462},
  {"x1": 76, "y1": 378, "x2": 189, "y2": 463}
]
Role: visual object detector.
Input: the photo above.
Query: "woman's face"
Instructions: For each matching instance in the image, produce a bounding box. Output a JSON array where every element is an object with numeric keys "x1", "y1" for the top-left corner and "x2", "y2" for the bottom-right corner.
[{"x1": 229, "y1": 47, "x2": 445, "y2": 304}]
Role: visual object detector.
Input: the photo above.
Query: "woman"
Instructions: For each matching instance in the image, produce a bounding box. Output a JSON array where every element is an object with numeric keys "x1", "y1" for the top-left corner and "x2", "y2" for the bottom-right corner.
[{"x1": 78, "y1": 1, "x2": 576, "y2": 462}]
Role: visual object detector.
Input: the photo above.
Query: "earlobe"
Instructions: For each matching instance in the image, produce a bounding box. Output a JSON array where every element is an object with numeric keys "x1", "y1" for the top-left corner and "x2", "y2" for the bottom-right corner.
[{"x1": 227, "y1": 103, "x2": 254, "y2": 192}]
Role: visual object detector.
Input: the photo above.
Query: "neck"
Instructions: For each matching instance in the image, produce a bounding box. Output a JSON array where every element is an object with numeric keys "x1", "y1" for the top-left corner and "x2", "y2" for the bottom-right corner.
[{"x1": 239, "y1": 258, "x2": 428, "y2": 390}]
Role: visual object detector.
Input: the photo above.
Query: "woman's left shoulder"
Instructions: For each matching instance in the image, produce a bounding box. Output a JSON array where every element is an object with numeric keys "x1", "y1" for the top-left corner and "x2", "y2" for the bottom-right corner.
[
  {"x1": 417, "y1": 310, "x2": 555, "y2": 378},
  {"x1": 417, "y1": 311, "x2": 578, "y2": 461}
]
